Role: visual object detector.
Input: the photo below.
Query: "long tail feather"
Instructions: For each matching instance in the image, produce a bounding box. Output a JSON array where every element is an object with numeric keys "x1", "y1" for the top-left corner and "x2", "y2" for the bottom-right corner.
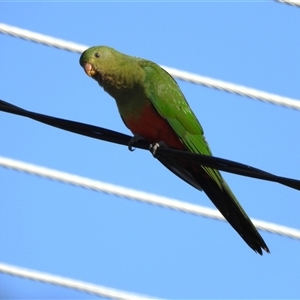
[
  {"x1": 189, "y1": 166, "x2": 270, "y2": 254},
  {"x1": 158, "y1": 155, "x2": 269, "y2": 254}
]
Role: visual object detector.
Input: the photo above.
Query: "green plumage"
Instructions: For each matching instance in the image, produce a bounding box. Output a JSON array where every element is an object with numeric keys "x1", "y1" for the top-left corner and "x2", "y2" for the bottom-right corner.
[
  {"x1": 140, "y1": 61, "x2": 221, "y2": 185},
  {"x1": 80, "y1": 46, "x2": 270, "y2": 255}
]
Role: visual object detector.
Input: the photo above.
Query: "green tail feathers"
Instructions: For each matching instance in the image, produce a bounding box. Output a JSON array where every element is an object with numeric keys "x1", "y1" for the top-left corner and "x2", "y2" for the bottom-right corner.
[{"x1": 190, "y1": 166, "x2": 270, "y2": 255}]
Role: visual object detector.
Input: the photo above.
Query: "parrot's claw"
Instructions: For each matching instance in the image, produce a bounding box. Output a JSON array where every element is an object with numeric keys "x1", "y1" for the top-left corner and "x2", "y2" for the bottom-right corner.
[
  {"x1": 128, "y1": 134, "x2": 145, "y2": 151},
  {"x1": 149, "y1": 141, "x2": 167, "y2": 157}
]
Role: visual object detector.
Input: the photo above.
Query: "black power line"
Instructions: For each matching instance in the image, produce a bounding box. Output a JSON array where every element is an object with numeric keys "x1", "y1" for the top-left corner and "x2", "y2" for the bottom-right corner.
[{"x1": 1, "y1": 99, "x2": 299, "y2": 191}]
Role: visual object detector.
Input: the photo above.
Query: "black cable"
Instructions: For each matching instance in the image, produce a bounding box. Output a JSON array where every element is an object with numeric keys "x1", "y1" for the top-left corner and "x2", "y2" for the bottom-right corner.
[
  {"x1": 1, "y1": 99, "x2": 299, "y2": 191},
  {"x1": 0, "y1": 100, "x2": 138, "y2": 148}
]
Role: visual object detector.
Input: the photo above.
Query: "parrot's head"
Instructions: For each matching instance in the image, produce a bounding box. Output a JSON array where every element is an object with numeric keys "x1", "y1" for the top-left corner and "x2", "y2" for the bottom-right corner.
[{"x1": 79, "y1": 46, "x2": 123, "y2": 86}]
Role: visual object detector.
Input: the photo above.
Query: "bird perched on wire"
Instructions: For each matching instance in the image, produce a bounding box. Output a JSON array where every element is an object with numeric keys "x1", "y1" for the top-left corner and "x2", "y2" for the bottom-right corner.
[{"x1": 79, "y1": 46, "x2": 269, "y2": 255}]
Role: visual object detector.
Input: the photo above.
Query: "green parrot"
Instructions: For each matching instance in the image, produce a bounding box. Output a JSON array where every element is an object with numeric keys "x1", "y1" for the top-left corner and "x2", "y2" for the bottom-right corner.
[{"x1": 79, "y1": 46, "x2": 269, "y2": 255}]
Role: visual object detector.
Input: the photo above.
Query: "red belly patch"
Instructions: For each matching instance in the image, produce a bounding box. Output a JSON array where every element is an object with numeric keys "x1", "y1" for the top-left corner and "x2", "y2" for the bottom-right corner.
[{"x1": 124, "y1": 102, "x2": 186, "y2": 150}]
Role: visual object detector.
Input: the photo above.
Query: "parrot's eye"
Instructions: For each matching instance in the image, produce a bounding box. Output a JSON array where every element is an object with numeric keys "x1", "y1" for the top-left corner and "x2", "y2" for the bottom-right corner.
[{"x1": 95, "y1": 52, "x2": 100, "y2": 58}]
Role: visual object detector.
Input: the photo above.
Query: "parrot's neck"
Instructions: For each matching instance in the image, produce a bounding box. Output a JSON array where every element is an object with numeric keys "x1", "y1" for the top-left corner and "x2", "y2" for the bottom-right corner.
[
  {"x1": 99, "y1": 59, "x2": 141, "y2": 94},
  {"x1": 97, "y1": 62, "x2": 150, "y2": 122}
]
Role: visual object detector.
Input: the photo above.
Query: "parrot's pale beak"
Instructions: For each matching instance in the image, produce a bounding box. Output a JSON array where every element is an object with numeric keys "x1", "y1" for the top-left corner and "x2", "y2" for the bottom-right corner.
[{"x1": 83, "y1": 63, "x2": 95, "y2": 77}]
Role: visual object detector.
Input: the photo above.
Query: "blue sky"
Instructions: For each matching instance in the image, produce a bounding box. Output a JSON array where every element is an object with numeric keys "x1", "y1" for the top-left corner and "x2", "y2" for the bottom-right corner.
[{"x1": 1, "y1": 1, "x2": 300, "y2": 299}]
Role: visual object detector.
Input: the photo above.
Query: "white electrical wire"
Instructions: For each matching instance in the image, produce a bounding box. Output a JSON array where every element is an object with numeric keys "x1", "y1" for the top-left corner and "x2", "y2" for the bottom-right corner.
[
  {"x1": 1, "y1": 156, "x2": 299, "y2": 240},
  {"x1": 0, "y1": 263, "x2": 157, "y2": 300},
  {"x1": 160, "y1": 66, "x2": 300, "y2": 110},
  {"x1": 0, "y1": 22, "x2": 299, "y2": 111},
  {"x1": 0, "y1": 23, "x2": 87, "y2": 53},
  {"x1": 276, "y1": 0, "x2": 300, "y2": 7}
]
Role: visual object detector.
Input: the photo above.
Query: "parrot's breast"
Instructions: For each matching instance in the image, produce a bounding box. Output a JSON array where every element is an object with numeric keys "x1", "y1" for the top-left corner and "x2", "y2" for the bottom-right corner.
[{"x1": 123, "y1": 102, "x2": 186, "y2": 150}]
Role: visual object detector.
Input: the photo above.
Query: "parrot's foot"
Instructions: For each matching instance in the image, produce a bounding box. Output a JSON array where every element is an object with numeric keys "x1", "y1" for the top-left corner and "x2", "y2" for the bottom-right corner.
[
  {"x1": 149, "y1": 141, "x2": 167, "y2": 157},
  {"x1": 128, "y1": 134, "x2": 146, "y2": 151}
]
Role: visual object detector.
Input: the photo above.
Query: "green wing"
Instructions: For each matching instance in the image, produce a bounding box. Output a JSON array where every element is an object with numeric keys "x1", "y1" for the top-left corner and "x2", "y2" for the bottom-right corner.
[
  {"x1": 137, "y1": 60, "x2": 269, "y2": 254},
  {"x1": 139, "y1": 60, "x2": 223, "y2": 188}
]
